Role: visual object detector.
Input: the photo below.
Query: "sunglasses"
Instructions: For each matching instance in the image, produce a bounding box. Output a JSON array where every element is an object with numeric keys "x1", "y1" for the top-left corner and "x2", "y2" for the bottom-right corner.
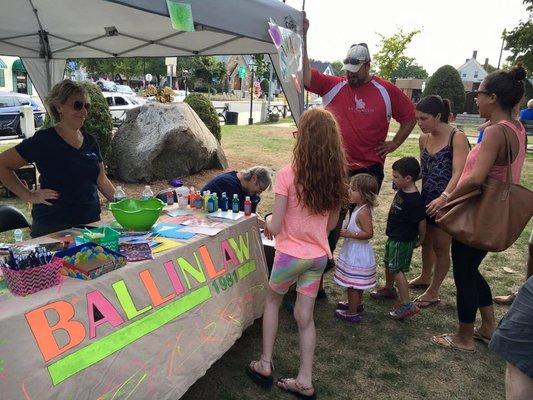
[
  {"x1": 473, "y1": 90, "x2": 491, "y2": 98},
  {"x1": 343, "y1": 57, "x2": 366, "y2": 66},
  {"x1": 72, "y1": 100, "x2": 91, "y2": 111}
]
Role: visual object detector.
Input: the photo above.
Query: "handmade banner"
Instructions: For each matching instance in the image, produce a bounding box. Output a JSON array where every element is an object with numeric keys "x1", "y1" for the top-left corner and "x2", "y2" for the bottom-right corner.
[{"x1": 0, "y1": 217, "x2": 268, "y2": 399}]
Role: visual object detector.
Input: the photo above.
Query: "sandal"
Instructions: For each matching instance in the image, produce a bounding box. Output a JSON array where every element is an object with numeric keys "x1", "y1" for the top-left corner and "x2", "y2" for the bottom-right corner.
[
  {"x1": 246, "y1": 358, "x2": 274, "y2": 388},
  {"x1": 473, "y1": 327, "x2": 492, "y2": 345},
  {"x1": 431, "y1": 334, "x2": 475, "y2": 353},
  {"x1": 414, "y1": 296, "x2": 441, "y2": 308},
  {"x1": 277, "y1": 377, "x2": 316, "y2": 400}
]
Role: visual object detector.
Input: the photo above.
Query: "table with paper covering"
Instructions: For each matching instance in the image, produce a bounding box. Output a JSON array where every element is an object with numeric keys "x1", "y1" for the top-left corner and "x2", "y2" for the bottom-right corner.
[{"x1": 0, "y1": 212, "x2": 268, "y2": 399}]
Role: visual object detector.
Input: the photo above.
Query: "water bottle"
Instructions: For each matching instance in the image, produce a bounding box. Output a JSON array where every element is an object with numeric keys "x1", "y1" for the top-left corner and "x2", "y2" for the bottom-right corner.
[
  {"x1": 232, "y1": 194, "x2": 240, "y2": 213},
  {"x1": 14, "y1": 228, "x2": 23, "y2": 243},
  {"x1": 141, "y1": 185, "x2": 154, "y2": 200},
  {"x1": 114, "y1": 185, "x2": 126, "y2": 202},
  {"x1": 220, "y1": 192, "x2": 229, "y2": 211},
  {"x1": 244, "y1": 196, "x2": 252, "y2": 216}
]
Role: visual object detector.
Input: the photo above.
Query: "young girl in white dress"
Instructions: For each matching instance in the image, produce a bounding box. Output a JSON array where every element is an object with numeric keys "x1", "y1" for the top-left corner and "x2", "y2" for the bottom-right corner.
[{"x1": 334, "y1": 173, "x2": 379, "y2": 323}]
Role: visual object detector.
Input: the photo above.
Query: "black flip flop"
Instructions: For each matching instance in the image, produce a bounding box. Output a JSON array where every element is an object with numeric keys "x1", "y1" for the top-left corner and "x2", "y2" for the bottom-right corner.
[
  {"x1": 277, "y1": 378, "x2": 316, "y2": 400},
  {"x1": 246, "y1": 361, "x2": 273, "y2": 388}
]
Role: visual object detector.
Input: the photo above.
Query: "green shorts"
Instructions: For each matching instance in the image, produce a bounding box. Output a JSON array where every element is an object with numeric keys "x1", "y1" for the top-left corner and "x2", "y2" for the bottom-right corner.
[{"x1": 384, "y1": 239, "x2": 415, "y2": 274}]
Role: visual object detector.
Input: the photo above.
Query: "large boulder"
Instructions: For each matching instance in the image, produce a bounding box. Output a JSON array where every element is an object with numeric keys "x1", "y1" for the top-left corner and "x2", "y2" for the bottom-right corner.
[{"x1": 110, "y1": 102, "x2": 228, "y2": 183}]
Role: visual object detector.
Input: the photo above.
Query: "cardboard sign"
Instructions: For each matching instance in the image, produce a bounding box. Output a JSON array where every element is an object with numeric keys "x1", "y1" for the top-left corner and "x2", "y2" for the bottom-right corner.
[{"x1": 0, "y1": 217, "x2": 268, "y2": 399}]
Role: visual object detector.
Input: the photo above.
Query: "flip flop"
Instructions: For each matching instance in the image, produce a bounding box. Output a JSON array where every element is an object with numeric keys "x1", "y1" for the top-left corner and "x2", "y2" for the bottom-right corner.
[
  {"x1": 431, "y1": 334, "x2": 475, "y2": 353},
  {"x1": 277, "y1": 378, "x2": 316, "y2": 400},
  {"x1": 414, "y1": 297, "x2": 441, "y2": 308},
  {"x1": 246, "y1": 360, "x2": 273, "y2": 388},
  {"x1": 409, "y1": 282, "x2": 430, "y2": 290},
  {"x1": 473, "y1": 327, "x2": 492, "y2": 345}
]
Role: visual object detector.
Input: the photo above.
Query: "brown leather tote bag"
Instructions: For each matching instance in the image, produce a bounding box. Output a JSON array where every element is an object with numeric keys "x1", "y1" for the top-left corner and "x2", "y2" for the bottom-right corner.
[{"x1": 436, "y1": 126, "x2": 533, "y2": 252}]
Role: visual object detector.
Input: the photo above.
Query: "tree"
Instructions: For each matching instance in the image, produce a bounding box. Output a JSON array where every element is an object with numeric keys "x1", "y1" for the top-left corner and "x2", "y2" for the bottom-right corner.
[
  {"x1": 422, "y1": 65, "x2": 465, "y2": 114},
  {"x1": 504, "y1": 0, "x2": 533, "y2": 73},
  {"x1": 331, "y1": 61, "x2": 343, "y2": 76},
  {"x1": 390, "y1": 57, "x2": 428, "y2": 81},
  {"x1": 373, "y1": 28, "x2": 421, "y2": 80}
]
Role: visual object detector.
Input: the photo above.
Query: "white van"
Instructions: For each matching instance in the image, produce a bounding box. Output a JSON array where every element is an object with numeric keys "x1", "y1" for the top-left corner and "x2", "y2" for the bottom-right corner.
[{"x1": 103, "y1": 92, "x2": 144, "y2": 125}]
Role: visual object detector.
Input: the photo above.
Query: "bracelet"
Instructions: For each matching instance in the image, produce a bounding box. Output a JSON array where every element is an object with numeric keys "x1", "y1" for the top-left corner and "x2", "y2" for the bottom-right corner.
[{"x1": 440, "y1": 192, "x2": 449, "y2": 200}]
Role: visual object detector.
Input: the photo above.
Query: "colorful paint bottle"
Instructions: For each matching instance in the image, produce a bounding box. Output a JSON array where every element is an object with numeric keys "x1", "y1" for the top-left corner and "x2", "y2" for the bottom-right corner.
[
  {"x1": 207, "y1": 195, "x2": 215, "y2": 213},
  {"x1": 244, "y1": 196, "x2": 252, "y2": 216},
  {"x1": 212, "y1": 192, "x2": 219, "y2": 210},
  {"x1": 220, "y1": 192, "x2": 229, "y2": 211},
  {"x1": 232, "y1": 194, "x2": 240, "y2": 213}
]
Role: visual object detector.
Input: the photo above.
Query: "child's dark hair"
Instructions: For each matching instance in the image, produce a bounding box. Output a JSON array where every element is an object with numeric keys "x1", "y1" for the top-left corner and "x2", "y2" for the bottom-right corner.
[
  {"x1": 392, "y1": 157, "x2": 420, "y2": 181},
  {"x1": 350, "y1": 173, "x2": 378, "y2": 207},
  {"x1": 416, "y1": 95, "x2": 451, "y2": 123},
  {"x1": 482, "y1": 65, "x2": 526, "y2": 111}
]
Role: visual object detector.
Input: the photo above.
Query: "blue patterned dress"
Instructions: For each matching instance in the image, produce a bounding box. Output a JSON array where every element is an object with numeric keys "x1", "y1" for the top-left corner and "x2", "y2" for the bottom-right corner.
[{"x1": 420, "y1": 130, "x2": 456, "y2": 224}]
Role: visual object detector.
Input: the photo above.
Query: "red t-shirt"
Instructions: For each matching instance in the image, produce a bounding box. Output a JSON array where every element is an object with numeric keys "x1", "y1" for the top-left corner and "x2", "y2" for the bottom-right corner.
[{"x1": 307, "y1": 69, "x2": 415, "y2": 168}]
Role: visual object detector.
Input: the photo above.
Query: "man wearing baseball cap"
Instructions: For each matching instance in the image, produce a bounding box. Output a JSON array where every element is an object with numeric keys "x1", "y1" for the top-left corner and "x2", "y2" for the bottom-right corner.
[{"x1": 303, "y1": 17, "x2": 416, "y2": 277}]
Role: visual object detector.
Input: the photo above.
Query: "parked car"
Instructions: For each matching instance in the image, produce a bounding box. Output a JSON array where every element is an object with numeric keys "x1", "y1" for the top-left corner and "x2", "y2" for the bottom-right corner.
[
  {"x1": 116, "y1": 84, "x2": 136, "y2": 96},
  {"x1": 0, "y1": 91, "x2": 45, "y2": 138},
  {"x1": 103, "y1": 92, "x2": 144, "y2": 125}
]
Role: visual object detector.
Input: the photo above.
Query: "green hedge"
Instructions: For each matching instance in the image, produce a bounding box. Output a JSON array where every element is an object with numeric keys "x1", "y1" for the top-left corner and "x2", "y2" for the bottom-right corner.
[
  {"x1": 422, "y1": 65, "x2": 466, "y2": 114},
  {"x1": 184, "y1": 93, "x2": 221, "y2": 141}
]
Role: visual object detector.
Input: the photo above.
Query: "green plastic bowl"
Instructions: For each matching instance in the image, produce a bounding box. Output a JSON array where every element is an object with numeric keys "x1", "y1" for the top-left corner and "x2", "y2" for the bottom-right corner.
[{"x1": 109, "y1": 198, "x2": 165, "y2": 231}]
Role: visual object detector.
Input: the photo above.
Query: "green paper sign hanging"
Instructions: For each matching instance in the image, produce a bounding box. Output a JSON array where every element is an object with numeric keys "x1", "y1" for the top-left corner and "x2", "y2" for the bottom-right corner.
[{"x1": 166, "y1": 0, "x2": 195, "y2": 32}]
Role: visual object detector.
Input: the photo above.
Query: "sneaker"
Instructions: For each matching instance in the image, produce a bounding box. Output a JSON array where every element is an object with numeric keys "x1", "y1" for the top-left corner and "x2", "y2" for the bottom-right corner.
[
  {"x1": 336, "y1": 301, "x2": 365, "y2": 313},
  {"x1": 334, "y1": 309, "x2": 362, "y2": 323},
  {"x1": 316, "y1": 288, "x2": 328, "y2": 299},
  {"x1": 389, "y1": 302, "x2": 420, "y2": 320},
  {"x1": 370, "y1": 287, "x2": 398, "y2": 300}
]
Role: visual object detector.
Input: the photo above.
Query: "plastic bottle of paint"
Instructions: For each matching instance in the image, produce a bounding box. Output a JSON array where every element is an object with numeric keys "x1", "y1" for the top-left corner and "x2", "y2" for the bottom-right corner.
[
  {"x1": 220, "y1": 192, "x2": 229, "y2": 211},
  {"x1": 194, "y1": 191, "x2": 204, "y2": 209},
  {"x1": 232, "y1": 194, "x2": 240, "y2": 213},
  {"x1": 212, "y1": 192, "x2": 219, "y2": 210},
  {"x1": 207, "y1": 195, "x2": 216, "y2": 213},
  {"x1": 203, "y1": 190, "x2": 211, "y2": 210},
  {"x1": 244, "y1": 196, "x2": 252, "y2": 216}
]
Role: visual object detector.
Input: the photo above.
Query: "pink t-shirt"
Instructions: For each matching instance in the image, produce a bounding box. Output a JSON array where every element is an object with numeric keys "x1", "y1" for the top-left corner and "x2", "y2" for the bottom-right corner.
[
  {"x1": 307, "y1": 69, "x2": 415, "y2": 169},
  {"x1": 274, "y1": 165, "x2": 332, "y2": 259},
  {"x1": 459, "y1": 120, "x2": 526, "y2": 184}
]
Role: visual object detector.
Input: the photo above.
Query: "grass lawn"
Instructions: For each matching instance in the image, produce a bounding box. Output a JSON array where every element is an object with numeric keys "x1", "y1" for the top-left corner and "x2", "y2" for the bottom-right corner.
[{"x1": 1, "y1": 122, "x2": 532, "y2": 399}]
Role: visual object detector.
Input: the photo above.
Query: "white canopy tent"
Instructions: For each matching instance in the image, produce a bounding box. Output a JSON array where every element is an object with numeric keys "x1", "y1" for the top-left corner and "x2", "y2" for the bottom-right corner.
[{"x1": 0, "y1": 0, "x2": 304, "y2": 121}]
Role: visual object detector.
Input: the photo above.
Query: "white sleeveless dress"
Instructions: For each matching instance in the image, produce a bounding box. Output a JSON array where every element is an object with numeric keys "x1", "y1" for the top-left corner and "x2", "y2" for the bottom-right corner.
[{"x1": 334, "y1": 204, "x2": 377, "y2": 290}]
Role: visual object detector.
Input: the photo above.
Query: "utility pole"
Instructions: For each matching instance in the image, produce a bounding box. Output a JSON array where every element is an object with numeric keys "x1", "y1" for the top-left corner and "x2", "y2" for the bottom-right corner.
[{"x1": 497, "y1": 29, "x2": 506, "y2": 70}]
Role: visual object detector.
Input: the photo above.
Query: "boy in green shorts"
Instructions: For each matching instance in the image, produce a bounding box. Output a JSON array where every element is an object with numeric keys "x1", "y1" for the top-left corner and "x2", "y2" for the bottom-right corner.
[{"x1": 371, "y1": 157, "x2": 426, "y2": 320}]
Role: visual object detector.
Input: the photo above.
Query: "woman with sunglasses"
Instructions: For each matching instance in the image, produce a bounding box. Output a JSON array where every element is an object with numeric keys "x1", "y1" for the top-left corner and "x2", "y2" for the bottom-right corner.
[
  {"x1": 0, "y1": 79, "x2": 115, "y2": 237},
  {"x1": 431, "y1": 65, "x2": 527, "y2": 353}
]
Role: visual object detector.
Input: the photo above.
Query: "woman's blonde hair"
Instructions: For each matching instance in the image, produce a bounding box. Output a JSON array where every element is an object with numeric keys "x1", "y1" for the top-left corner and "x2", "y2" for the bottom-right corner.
[
  {"x1": 349, "y1": 174, "x2": 378, "y2": 208},
  {"x1": 292, "y1": 108, "x2": 348, "y2": 214},
  {"x1": 45, "y1": 79, "x2": 88, "y2": 122}
]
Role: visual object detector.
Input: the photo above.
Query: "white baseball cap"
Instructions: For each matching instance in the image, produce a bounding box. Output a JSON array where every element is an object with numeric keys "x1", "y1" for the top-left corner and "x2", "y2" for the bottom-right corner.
[{"x1": 342, "y1": 43, "x2": 371, "y2": 73}]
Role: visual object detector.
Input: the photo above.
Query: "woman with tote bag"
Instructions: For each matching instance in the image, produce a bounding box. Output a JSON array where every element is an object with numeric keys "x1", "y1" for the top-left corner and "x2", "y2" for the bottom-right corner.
[{"x1": 431, "y1": 65, "x2": 529, "y2": 353}]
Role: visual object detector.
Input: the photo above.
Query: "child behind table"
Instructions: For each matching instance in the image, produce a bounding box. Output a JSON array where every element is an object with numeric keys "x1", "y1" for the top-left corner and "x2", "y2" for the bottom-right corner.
[
  {"x1": 370, "y1": 157, "x2": 427, "y2": 320},
  {"x1": 334, "y1": 173, "x2": 379, "y2": 323}
]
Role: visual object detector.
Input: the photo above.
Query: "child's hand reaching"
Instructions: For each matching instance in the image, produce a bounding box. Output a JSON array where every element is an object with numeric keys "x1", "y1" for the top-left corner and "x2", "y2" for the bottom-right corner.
[{"x1": 340, "y1": 229, "x2": 352, "y2": 239}]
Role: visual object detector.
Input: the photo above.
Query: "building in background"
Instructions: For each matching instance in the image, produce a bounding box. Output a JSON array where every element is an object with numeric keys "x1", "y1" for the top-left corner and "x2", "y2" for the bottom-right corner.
[{"x1": 0, "y1": 55, "x2": 37, "y2": 97}]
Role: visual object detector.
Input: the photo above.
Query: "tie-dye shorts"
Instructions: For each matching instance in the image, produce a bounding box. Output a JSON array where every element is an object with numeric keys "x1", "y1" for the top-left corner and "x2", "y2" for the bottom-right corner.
[{"x1": 269, "y1": 251, "x2": 328, "y2": 298}]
